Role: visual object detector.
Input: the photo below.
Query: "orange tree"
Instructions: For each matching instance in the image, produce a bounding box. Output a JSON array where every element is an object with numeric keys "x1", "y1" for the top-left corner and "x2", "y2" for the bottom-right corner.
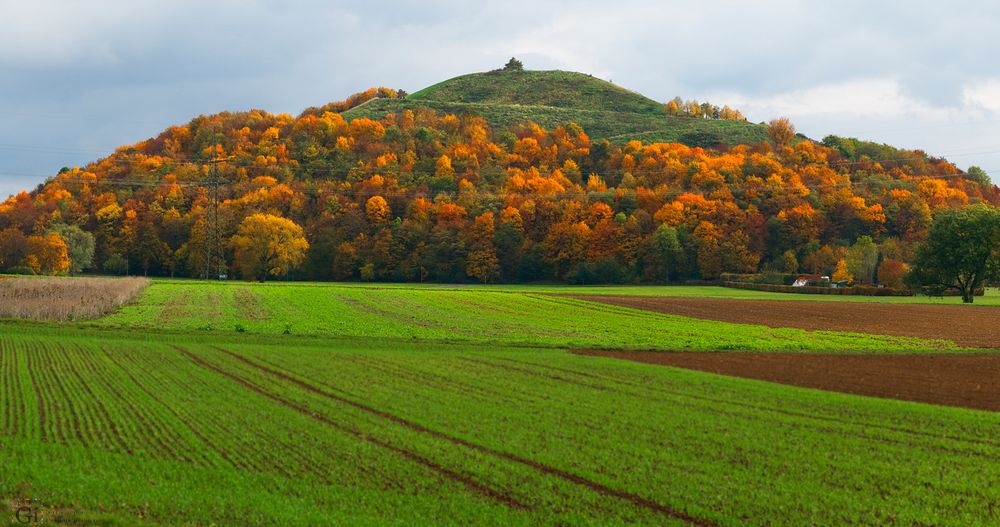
[{"x1": 231, "y1": 213, "x2": 309, "y2": 281}]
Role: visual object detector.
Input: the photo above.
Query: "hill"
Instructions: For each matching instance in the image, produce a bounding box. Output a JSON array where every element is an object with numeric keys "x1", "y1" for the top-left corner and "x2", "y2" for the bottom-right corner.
[
  {"x1": 0, "y1": 68, "x2": 997, "y2": 283},
  {"x1": 343, "y1": 69, "x2": 771, "y2": 147}
]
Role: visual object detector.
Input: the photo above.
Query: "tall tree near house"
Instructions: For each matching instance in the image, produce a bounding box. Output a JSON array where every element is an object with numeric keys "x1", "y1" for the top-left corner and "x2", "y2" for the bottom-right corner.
[
  {"x1": 845, "y1": 235, "x2": 879, "y2": 285},
  {"x1": 904, "y1": 204, "x2": 1000, "y2": 303},
  {"x1": 781, "y1": 250, "x2": 799, "y2": 274},
  {"x1": 231, "y1": 213, "x2": 309, "y2": 282},
  {"x1": 832, "y1": 259, "x2": 853, "y2": 283},
  {"x1": 877, "y1": 258, "x2": 908, "y2": 289}
]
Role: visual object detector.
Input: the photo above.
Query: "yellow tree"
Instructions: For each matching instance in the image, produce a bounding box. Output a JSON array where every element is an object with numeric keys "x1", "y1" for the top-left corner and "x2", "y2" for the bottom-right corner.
[
  {"x1": 435, "y1": 155, "x2": 455, "y2": 178},
  {"x1": 25, "y1": 233, "x2": 70, "y2": 275},
  {"x1": 832, "y1": 259, "x2": 853, "y2": 283},
  {"x1": 768, "y1": 117, "x2": 796, "y2": 148},
  {"x1": 365, "y1": 195, "x2": 391, "y2": 226},
  {"x1": 231, "y1": 213, "x2": 309, "y2": 281}
]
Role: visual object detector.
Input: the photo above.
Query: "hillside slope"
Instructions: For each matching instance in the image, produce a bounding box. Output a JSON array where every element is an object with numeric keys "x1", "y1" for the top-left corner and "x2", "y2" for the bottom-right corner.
[
  {"x1": 1, "y1": 69, "x2": 996, "y2": 283},
  {"x1": 344, "y1": 70, "x2": 770, "y2": 147}
]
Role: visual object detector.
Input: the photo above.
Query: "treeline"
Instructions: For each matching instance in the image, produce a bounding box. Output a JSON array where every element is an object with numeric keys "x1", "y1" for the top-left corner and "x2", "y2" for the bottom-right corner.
[
  {"x1": 664, "y1": 97, "x2": 746, "y2": 121},
  {"x1": 1, "y1": 90, "x2": 997, "y2": 283}
]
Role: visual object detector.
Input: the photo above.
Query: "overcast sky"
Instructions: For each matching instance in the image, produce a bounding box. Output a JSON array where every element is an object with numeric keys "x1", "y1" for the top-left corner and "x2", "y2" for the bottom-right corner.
[{"x1": 3, "y1": 0, "x2": 1000, "y2": 198}]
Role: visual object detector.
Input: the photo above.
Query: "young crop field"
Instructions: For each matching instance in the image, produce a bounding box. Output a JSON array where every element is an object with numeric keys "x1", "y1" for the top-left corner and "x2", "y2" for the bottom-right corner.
[
  {"x1": 393, "y1": 282, "x2": 1000, "y2": 306},
  {"x1": 1, "y1": 278, "x2": 997, "y2": 525},
  {"x1": 0, "y1": 326, "x2": 997, "y2": 526},
  {"x1": 89, "y1": 280, "x2": 962, "y2": 352}
]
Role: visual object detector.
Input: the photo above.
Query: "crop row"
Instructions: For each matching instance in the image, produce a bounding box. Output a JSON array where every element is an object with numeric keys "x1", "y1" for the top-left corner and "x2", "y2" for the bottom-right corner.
[
  {"x1": 222, "y1": 341, "x2": 1000, "y2": 526},
  {"x1": 2, "y1": 329, "x2": 997, "y2": 525}
]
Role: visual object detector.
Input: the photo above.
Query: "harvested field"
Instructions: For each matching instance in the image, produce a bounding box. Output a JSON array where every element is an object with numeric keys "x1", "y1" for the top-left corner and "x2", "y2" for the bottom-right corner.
[
  {"x1": 568, "y1": 295, "x2": 1000, "y2": 348},
  {"x1": 574, "y1": 350, "x2": 1000, "y2": 411},
  {"x1": 0, "y1": 276, "x2": 150, "y2": 321}
]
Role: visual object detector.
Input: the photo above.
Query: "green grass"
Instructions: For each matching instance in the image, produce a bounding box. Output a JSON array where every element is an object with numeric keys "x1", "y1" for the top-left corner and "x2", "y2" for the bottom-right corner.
[
  {"x1": 269, "y1": 281, "x2": 1000, "y2": 306},
  {"x1": 344, "y1": 70, "x2": 770, "y2": 146},
  {"x1": 1, "y1": 326, "x2": 997, "y2": 526},
  {"x1": 87, "y1": 280, "x2": 961, "y2": 352},
  {"x1": 409, "y1": 70, "x2": 666, "y2": 113}
]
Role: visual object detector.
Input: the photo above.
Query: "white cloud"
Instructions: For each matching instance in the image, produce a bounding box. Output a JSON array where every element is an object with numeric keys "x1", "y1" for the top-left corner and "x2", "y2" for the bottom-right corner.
[
  {"x1": 709, "y1": 78, "x2": 969, "y2": 122},
  {"x1": 962, "y1": 79, "x2": 1000, "y2": 113}
]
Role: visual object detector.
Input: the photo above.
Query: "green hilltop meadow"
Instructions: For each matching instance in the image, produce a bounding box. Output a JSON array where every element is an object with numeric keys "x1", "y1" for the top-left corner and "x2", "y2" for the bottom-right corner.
[{"x1": 344, "y1": 69, "x2": 771, "y2": 147}]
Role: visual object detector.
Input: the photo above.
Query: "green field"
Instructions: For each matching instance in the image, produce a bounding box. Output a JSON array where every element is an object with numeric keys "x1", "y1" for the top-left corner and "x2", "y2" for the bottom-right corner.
[
  {"x1": 1, "y1": 280, "x2": 998, "y2": 526},
  {"x1": 250, "y1": 281, "x2": 1000, "y2": 306},
  {"x1": 344, "y1": 70, "x2": 771, "y2": 146},
  {"x1": 1, "y1": 324, "x2": 998, "y2": 526},
  {"x1": 89, "y1": 281, "x2": 960, "y2": 351}
]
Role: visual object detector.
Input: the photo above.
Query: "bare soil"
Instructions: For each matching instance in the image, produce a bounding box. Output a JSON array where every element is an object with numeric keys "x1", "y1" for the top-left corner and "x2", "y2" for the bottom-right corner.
[
  {"x1": 574, "y1": 350, "x2": 1000, "y2": 412},
  {"x1": 566, "y1": 295, "x2": 1000, "y2": 348}
]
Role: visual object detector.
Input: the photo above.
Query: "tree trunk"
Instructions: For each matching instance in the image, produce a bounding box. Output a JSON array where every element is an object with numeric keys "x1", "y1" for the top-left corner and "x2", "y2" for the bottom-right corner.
[{"x1": 962, "y1": 286, "x2": 974, "y2": 303}]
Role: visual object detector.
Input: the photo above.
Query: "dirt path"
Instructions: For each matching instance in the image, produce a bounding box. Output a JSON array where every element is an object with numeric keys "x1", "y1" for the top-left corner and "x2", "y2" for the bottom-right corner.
[
  {"x1": 574, "y1": 350, "x2": 1000, "y2": 412},
  {"x1": 564, "y1": 295, "x2": 1000, "y2": 348}
]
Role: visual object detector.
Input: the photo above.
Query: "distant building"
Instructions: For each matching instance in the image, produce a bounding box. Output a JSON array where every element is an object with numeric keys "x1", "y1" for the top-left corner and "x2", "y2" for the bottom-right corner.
[{"x1": 792, "y1": 275, "x2": 829, "y2": 287}]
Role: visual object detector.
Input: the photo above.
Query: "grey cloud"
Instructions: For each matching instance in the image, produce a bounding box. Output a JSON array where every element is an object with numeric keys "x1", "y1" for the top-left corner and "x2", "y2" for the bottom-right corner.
[{"x1": 2, "y1": 0, "x2": 999, "y2": 198}]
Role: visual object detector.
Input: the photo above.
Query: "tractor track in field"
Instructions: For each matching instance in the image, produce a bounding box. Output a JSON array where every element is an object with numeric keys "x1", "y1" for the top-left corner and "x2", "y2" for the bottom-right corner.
[
  {"x1": 484, "y1": 355, "x2": 999, "y2": 455},
  {"x1": 101, "y1": 349, "x2": 230, "y2": 468},
  {"x1": 171, "y1": 345, "x2": 529, "y2": 511},
  {"x1": 208, "y1": 346, "x2": 715, "y2": 526},
  {"x1": 564, "y1": 295, "x2": 1000, "y2": 348}
]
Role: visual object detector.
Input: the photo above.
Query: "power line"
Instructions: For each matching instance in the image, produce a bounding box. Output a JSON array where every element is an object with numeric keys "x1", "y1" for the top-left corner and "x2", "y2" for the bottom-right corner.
[
  {"x1": 19, "y1": 167, "x2": 986, "y2": 202},
  {"x1": 202, "y1": 157, "x2": 232, "y2": 280}
]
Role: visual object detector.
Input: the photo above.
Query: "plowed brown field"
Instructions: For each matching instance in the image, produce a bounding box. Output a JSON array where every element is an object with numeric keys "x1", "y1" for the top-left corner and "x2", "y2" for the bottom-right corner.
[
  {"x1": 574, "y1": 350, "x2": 1000, "y2": 411},
  {"x1": 567, "y1": 295, "x2": 1000, "y2": 348}
]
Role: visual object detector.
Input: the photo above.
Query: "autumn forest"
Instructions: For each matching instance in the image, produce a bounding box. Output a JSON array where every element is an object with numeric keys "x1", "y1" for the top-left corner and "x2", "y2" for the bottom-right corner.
[{"x1": 1, "y1": 85, "x2": 997, "y2": 284}]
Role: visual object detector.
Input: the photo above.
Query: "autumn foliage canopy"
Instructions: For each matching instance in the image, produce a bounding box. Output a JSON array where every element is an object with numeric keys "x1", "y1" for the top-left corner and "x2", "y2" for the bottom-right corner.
[{"x1": 0, "y1": 88, "x2": 997, "y2": 283}]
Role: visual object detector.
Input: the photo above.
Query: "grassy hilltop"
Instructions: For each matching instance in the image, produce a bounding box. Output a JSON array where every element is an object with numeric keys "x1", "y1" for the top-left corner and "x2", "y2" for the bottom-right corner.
[{"x1": 344, "y1": 69, "x2": 771, "y2": 146}]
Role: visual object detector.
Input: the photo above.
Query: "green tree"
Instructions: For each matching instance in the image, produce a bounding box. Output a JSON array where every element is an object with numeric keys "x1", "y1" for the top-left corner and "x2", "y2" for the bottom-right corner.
[
  {"x1": 905, "y1": 204, "x2": 1000, "y2": 303},
  {"x1": 781, "y1": 250, "x2": 799, "y2": 274},
  {"x1": 966, "y1": 166, "x2": 991, "y2": 187},
  {"x1": 47, "y1": 223, "x2": 95, "y2": 275},
  {"x1": 103, "y1": 253, "x2": 129, "y2": 275},
  {"x1": 845, "y1": 236, "x2": 879, "y2": 285},
  {"x1": 502, "y1": 57, "x2": 524, "y2": 71},
  {"x1": 650, "y1": 224, "x2": 682, "y2": 282}
]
